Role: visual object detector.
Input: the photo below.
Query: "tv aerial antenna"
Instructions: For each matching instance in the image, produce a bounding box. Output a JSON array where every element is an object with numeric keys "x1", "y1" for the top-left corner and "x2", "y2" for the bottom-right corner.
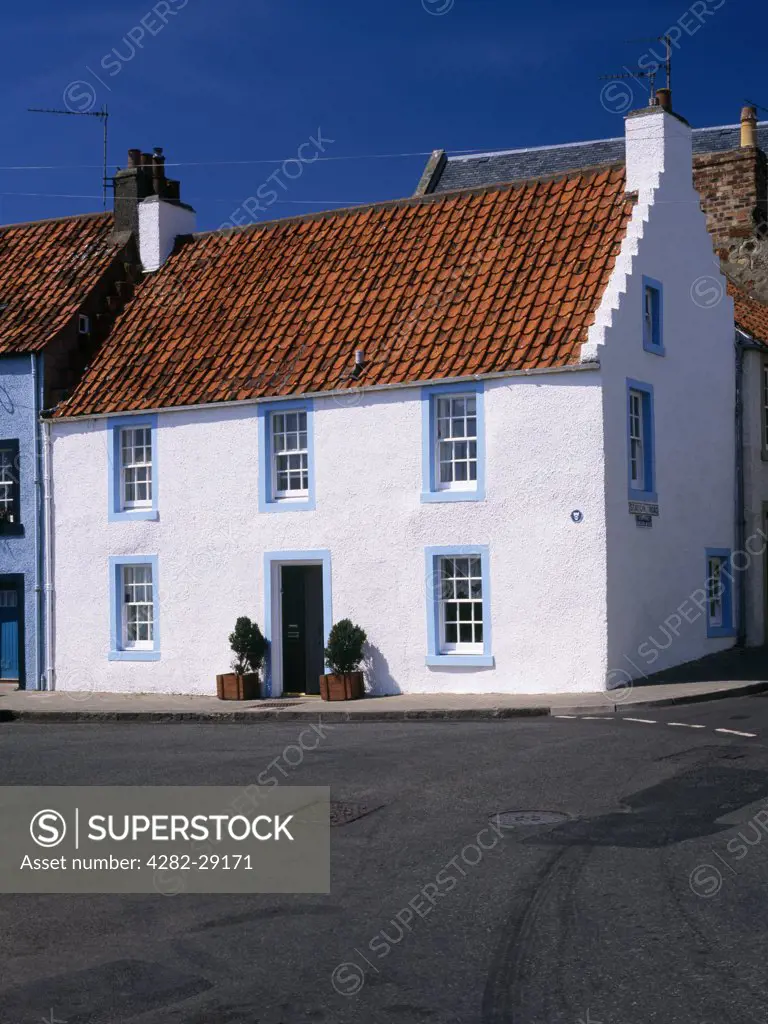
[
  {"x1": 27, "y1": 105, "x2": 109, "y2": 210},
  {"x1": 599, "y1": 35, "x2": 673, "y2": 104}
]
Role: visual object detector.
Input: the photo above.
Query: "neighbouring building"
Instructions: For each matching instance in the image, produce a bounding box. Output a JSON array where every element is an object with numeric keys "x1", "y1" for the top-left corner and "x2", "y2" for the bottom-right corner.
[
  {"x1": 46, "y1": 98, "x2": 738, "y2": 696},
  {"x1": 0, "y1": 214, "x2": 134, "y2": 689},
  {"x1": 0, "y1": 146, "x2": 193, "y2": 689},
  {"x1": 417, "y1": 98, "x2": 768, "y2": 653}
]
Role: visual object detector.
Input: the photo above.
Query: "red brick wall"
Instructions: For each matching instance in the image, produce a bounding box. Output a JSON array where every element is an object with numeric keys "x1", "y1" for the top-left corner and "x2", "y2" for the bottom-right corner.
[{"x1": 693, "y1": 147, "x2": 768, "y2": 250}]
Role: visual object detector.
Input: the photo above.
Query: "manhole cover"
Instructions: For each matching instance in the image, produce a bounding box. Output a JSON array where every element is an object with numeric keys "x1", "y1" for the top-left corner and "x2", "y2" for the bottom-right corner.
[
  {"x1": 330, "y1": 802, "x2": 381, "y2": 827},
  {"x1": 494, "y1": 810, "x2": 571, "y2": 828}
]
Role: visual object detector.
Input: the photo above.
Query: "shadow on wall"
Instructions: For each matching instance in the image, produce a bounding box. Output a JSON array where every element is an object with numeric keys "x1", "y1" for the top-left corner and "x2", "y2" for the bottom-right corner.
[
  {"x1": 364, "y1": 644, "x2": 402, "y2": 696},
  {"x1": 633, "y1": 644, "x2": 768, "y2": 685}
]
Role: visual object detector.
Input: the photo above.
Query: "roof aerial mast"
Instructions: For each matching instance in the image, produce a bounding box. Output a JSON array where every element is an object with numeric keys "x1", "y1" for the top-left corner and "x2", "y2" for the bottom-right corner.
[{"x1": 27, "y1": 106, "x2": 109, "y2": 210}]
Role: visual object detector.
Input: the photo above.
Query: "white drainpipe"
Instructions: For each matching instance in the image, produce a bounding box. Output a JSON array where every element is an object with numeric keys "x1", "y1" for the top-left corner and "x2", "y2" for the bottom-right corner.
[{"x1": 41, "y1": 417, "x2": 55, "y2": 691}]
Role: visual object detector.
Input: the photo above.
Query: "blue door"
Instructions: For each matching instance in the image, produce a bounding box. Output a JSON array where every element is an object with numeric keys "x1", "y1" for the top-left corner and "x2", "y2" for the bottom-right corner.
[{"x1": 0, "y1": 586, "x2": 19, "y2": 679}]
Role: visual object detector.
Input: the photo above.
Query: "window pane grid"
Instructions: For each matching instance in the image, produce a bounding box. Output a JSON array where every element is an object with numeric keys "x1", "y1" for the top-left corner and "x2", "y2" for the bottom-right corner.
[
  {"x1": 122, "y1": 565, "x2": 154, "y2": 648},
  {"x1": 272, "y1": 411, "x2": 309, "y2": 497},
  {"x1": 439, "y1": 556, "x2": 483, "y2": 652},
  {"x1": 121, "y1": 427, "x2": 152, "y2": 508},
  {"x1": 0, "y1": 449, "x2": 15, "y2": 514},
  {"x1": 436, "y1": 396, "x2": 477, "y2": 489},
  {"x1": 629, "y1": 391, "x2": 644, "y2": 490}
]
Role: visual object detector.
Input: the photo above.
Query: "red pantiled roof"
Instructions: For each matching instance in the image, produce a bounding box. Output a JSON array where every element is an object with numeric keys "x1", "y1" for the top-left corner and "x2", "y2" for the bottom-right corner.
[
  {"x1": 0, "y1": 212, "x2": 119, "y2": 355},
  {"x1": 730, "y1": 281, "x2": 768, "y2": 343},
  {"x1": 56, "y1": 166, "x2": 635, "y2": 417}
]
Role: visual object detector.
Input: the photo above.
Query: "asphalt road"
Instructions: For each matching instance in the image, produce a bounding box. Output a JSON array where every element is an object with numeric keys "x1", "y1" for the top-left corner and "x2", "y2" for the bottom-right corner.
[{"x1": 3, "y1": 694, "x2": 768, "y2": 1023}]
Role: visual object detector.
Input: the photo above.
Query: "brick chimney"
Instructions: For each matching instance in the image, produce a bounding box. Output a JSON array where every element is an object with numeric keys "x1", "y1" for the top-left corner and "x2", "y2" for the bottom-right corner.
[
  {"x1": 691, "y1": 105, "x2": 768, "y2": 300},
  {"x1": 693, "y1": 107, "x2": 767, "y2": 251},
  {"x1": 113, "y1": 146, "x2": 195, "y2": 272},
  {"x1": 114, "y1": 147, "x2": 183, "y2": 236}
]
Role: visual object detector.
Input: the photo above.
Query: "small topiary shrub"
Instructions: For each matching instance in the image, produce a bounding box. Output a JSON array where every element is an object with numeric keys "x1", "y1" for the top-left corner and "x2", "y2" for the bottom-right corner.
[
  {"x1": 229, "y1": 617, "x2": 268, "y2": 676},
  {"x1": 325, "y1": 619, "x2": 367, "y2": 674}
]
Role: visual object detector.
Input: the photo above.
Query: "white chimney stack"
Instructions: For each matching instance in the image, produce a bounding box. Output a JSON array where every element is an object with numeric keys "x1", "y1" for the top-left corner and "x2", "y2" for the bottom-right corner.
[
  {"x1": 625, "y1": 97, "x2": 692, "y2": 200},
  {"x1": 138, "y1": 194, "x2": 196, "y2": 273}
]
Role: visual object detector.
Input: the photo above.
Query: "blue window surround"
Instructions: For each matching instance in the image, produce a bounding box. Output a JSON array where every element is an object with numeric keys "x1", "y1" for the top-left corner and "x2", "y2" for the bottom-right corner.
[
  {"x1": 421, "y1": 381, "x2": 486, "y2": 503},
  {"x1": 705, "y1": 548, "x2": 736, "y2": 639},
  {"x1": 107, "y1": 414, "x2": 159, "y2": 522},
  {"x1": 258, "y1": 399, "x2": 316, "y2": 513},
  {"x1": 642, "y1": 276, "x2": 664, "y2": 355},
  {"x1": 424, "y1": 545, "x2": 493, "y2": 668},
  {"x1": 108, "y1": 554, "x2": 160, "y2": 661},
  {"x1": 263, "y1": 549, "x2": 332, "y2": 696},
  {"x1": 626, "y1": 379, "x2": 657, "y2": 502}
]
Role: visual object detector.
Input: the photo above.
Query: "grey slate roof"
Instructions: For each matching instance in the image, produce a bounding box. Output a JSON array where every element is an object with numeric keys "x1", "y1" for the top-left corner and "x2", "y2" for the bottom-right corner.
[{"x1": 421, "y1": 122, "x2": 768, "y2": 194}]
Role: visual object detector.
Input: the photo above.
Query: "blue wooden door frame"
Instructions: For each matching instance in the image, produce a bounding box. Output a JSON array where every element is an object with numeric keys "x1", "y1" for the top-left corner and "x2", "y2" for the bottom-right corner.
[{"x1": 0, "y1": 574, "x2": 24, "y2": 686}]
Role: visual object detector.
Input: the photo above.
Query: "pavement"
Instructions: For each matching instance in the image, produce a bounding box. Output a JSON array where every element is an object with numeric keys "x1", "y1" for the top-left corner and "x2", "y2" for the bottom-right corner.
[
  {"x1": 1, "y1": 676, "x2": 768, "y2": 722},
  {"x1": 3, "y1": 695, "x2": 768, "y2": 1023}
]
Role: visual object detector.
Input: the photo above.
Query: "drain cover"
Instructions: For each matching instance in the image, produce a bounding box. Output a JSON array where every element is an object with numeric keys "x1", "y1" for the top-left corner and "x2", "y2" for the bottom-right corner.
[
  {"x1": 494, "y1": 810, "x2": 570, "y2": 828},
  {"x1": 330, "y1": 802, "x2": 381, "y2": 827},
  {"x1": 252, "y1": 701, "x2": 306, "y2": 709}
]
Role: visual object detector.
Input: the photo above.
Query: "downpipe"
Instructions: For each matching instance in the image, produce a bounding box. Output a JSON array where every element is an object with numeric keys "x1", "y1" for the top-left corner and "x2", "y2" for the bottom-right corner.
[
  {"x1": 31, "y1": 353, "x2": 44, "y2": 689},
  {"x1": 42, "y1": 416, "x2": 54, "y2": 691}
]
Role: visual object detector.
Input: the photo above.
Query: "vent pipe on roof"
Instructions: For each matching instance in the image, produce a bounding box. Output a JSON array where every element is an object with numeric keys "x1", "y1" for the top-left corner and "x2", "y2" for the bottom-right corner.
[{"x1": 741, "y1": 105, "x2": 758, "y2": 148}]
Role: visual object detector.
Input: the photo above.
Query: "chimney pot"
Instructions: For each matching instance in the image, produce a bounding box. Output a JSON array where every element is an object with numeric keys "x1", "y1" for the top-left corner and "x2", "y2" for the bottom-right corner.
[
  {"x1": 741, "y1": 105, "x2": 758, "y2": 148},
  {"x1": 141, "y1": 152, "x2": 152, "y2": 167},
  {"x1": 656, "y1": 88, "x2": 672, "y2": 112},
  {"x1": 127, "y1": 148, "x2": 141, "y2": 168}
]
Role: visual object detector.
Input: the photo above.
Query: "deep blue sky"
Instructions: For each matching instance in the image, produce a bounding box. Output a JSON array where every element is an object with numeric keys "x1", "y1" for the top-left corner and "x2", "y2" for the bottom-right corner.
[{"x1": 0, "y1": 0, "x2": 763, "y2": 231}]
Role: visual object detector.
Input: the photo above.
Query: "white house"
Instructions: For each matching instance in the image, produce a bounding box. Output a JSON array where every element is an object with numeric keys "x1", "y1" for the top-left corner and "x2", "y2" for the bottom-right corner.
[{"x1": 46, "y1": 98, "x2": 737, "y2": 696}]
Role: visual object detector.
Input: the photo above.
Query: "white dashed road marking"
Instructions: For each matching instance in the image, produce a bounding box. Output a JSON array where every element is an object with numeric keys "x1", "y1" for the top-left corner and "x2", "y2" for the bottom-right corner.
[{"x1": 559, "y1": 715, "x2": 759, "y2": 739}]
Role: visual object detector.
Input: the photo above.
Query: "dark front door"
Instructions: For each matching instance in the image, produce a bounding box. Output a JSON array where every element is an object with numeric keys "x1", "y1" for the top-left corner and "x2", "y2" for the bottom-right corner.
[
  {"x1": 0, "y1": 576, "x2": 22, "y2": 682},
  {"x1": 281, "y1": 565, "x2": 324, "y2": 694}
]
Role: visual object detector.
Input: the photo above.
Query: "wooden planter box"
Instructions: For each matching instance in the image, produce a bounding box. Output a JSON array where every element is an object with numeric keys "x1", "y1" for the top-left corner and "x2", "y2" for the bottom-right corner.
[
  {"x1": 216, "y1": 672, "x2": 261, "y2": 701},
  {"x1": 319, "y1": 672, "x2": 364, "y2": 701}
]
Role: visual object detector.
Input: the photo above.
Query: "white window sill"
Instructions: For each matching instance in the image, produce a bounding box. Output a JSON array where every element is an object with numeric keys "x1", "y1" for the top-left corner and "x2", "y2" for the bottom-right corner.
[
  {"x1": 421, "y1": 487, "x2": 485, "y2": 504},
  {"x1": 426, "y1": 653, "x2": 494, "y2": 668},
  {"x1": 109, "y1": 649, "x2": 161, "y2": 662},
  {"x1": 110, "y1": 508, "x2": 159, "y2": 523}
]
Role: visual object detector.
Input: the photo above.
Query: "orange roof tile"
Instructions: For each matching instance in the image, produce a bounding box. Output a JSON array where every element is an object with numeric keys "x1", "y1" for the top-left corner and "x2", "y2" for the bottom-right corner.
[
  {"x1": 730, "y1": 281, "x2": 768, "y2": 343},
  {"x1": 0, "y1": 212, "x2": 119, "y2": 355},
  {"x1": 56, "y1": 166, "x2": 635, "y2": 418}
]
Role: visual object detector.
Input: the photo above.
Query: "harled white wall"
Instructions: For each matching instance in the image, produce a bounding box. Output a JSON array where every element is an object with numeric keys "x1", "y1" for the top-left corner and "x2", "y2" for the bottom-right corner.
[
  {"x1": 597, "y1": 114, "x2": 737, "y2": 682},
  {"x1": 51, "y1": 374, "x2": 608, "y2": 696}
]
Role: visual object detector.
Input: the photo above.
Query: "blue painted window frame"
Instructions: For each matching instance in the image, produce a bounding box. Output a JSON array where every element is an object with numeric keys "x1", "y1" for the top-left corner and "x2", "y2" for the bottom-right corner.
[
  {"x1": 258, "y1": 400, "x2": 316, "y2": 512},
  {"x1": 108, "y1": 554, "x2": 160, "y2": 661},
  {"x1": 642, "y1": 276, "x2": 664, "y2": 355},
  {"x1": 263, "y1": 549, "x2": 332, "y2": 697},
  {"x1": 424, "y1": 545, "x2": 493, "y2": 668},
  {"x1": 626, "y1": 379, "x2": 657, "y2": 502},
  {"x1": 421, "y1": 381, "x2": 486, "y2": 503},
  {"x1": 705, "y1": 548, "x2": 736, "y2": 639},
  {"x1": 108, "y1": 414, "x2": 159, "y2": 522}
]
